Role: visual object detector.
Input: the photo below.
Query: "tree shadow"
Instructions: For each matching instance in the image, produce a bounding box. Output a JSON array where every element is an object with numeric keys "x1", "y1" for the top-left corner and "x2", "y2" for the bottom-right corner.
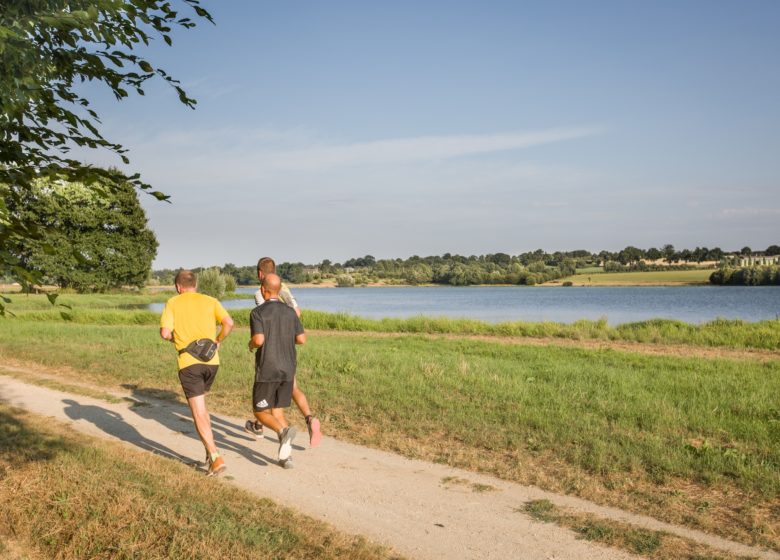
[
  {"x1": 120, "y1": 385, "x2": 276, "y2": 468},
  {"x1": 0, "y1": 406, "x2": 71, "y2": 465}
]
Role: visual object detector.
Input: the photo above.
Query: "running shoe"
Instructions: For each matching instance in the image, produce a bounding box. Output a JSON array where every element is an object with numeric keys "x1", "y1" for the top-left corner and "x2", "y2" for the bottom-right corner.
[
  {"x1": 207, "y1": 454, "x2": 226, "y2": 477},
  {"x1": 280, "y1": 457, "x2": 294, "y2": 469},
  {"x1": 278, "y1": 426, "x2": 297, "y2": 461},
  {"x1": 244, "y1": 419, "x2": 264, "y2": 439},
  {"x1": 307, "y1": 416, "x2": 322, "y2": 447}
]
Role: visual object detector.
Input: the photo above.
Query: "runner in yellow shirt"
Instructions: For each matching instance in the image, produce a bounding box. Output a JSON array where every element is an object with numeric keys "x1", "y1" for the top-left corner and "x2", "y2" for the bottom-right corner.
[{"x1": 160, "y1": 269, "x2": 234, "y2": 475}]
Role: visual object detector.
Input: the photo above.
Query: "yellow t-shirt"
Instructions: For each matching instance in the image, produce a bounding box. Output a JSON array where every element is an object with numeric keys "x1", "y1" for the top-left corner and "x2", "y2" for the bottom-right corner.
[{"x1": 160, "y1": 292, "x2": 230, "y2": 370}]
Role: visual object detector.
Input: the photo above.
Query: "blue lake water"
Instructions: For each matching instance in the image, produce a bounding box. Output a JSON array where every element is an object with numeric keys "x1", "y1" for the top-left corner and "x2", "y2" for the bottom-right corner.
[{"x1": 151, "y1": 286, "x2": 780, "y2": 325}]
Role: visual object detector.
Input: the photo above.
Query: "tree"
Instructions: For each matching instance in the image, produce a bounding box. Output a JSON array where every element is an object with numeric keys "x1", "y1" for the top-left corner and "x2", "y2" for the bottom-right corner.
[
  {"x1": 766, "y1": 245, "x2": 780, "y2": 256},
  {"x1": 617, "y1": 246, "x2": 644, "y2": 265},
  {"x1": 1, "y1": 0, "x2": 212, "y2": 294},
  {"x1": 662, "y1": 244, "x2": 676, "y2": 263},
  {"x1": 7, "y1": 177, "x2": 158, "y2": 291}
]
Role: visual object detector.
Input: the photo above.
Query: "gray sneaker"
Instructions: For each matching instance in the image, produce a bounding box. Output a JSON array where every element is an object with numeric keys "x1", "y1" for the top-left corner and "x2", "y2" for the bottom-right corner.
[
  {"x1": 244, "y1": 420, "x2": 264, "y2": 439},
  {"x1": 280, "y1": 457, "x2": 294, "y2": 469},
  {"x1": 278, "y1": 426, "x2": 297, "y2": 461}
]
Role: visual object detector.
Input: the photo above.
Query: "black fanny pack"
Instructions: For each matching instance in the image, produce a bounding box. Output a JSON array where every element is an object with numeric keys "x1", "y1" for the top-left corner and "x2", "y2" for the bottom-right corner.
[{"x1": 178, "y1": 338, "x2": 218, "y2": 362}]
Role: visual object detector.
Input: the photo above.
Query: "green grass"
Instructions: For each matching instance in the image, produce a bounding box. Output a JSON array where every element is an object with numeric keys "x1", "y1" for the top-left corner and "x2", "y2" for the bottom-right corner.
[
  {"x1": 9, "y1": 304, "x2": 780, "y2": 351},
  {"x1": 559, "y1": 270, "x2": 713, "y2": 284},
  {"x1": 8, "y1": 291, "x2": 780, "y2": 351},
  {"x1": 1, "y1": 320, "x2": 777, "y2": 499},
  {"x1": 0, "y1": 405, "x2": 393, "y2": 560},
  {"x1": 0, "y1": 290, "x2": 248, "y2": 312},
  {"x1": 575, "y1": 266, "x2": 604, "y2": 275},
  {"x1": 520, "y1": 500, "x2": 749, "y2": 560}
]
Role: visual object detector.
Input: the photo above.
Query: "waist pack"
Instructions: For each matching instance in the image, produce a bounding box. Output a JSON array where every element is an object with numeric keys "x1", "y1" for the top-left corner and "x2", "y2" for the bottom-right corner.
[{"x1": 178, "y1": 338, "x2": 218, "y2": 362}]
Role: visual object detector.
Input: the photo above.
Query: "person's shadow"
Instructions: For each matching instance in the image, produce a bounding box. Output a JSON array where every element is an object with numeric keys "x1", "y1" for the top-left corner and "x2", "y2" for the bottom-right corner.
[
  {"x1": 62, "y1": 399, "x2": 192, "y2": 464},
  {"x1": 120, "y1": 385, "x2": 280, "y2": 468}
]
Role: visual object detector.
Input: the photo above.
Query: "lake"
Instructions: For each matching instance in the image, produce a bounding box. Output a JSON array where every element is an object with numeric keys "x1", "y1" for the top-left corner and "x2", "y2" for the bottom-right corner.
[{"x1": 152, "y1": 286, "x2": 780, "y2": 325}]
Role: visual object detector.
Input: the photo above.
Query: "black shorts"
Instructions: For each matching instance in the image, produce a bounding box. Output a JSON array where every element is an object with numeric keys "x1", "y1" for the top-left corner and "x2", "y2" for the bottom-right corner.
[
  {"x1": 252, "y1": 379, "x2": 293, "y2": 412},
  {"x1": 178, "y1": 364, "x2": 218, "y2": 399}
]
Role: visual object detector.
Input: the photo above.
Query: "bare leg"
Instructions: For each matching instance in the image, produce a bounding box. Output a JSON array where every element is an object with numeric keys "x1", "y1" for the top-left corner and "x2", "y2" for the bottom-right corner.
[
  {"x1": 292, "y1": 378, "x2": 321, "y2": 447},
  {"x1": 292, "y1": 378, "x2": 312, "y2": 417},
  {"x1": 187, "y1": 394, "x2": 217, "y2": 455},
  {"x1": 254, "y1": 409, "x2": 287, "y2": 435}
]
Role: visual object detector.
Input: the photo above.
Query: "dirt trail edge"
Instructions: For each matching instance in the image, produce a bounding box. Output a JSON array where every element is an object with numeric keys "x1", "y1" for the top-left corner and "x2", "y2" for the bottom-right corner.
[{"x1": 1, "y1": 373, "x2": 776, "y2": 560}]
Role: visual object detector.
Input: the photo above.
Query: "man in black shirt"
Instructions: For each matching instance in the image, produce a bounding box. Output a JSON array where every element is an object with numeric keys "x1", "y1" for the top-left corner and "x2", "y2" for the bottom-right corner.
[{"x1": 248, "y1": 273, "x2": 307, "y2": 468}]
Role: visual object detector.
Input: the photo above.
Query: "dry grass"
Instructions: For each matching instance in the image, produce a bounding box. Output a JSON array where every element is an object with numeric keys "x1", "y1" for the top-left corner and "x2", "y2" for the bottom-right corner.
[
  {"x1": 0, "y1": 536, "x2": 43, "y2": 560},
  {"x1": 0, "y1": 404, "x2": 400, "y2": 560},
  {"x1": 521, "y1": 499, "x2": 758, "y2": 560}
]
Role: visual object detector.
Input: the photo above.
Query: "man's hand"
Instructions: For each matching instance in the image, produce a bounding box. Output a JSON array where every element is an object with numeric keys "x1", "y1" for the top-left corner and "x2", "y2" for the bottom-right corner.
[{"x1": 247, "y1": 339, "x2": 254, "y2": 352}]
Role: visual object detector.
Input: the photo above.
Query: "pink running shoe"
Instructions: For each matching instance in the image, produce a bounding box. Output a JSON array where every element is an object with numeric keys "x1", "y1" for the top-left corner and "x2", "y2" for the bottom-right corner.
[{"x1": 308, "y1": 417, "x2": 322, "y2": 447}]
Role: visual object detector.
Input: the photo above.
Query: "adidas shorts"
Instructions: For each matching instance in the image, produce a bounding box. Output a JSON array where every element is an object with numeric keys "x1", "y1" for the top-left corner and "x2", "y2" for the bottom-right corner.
[{"x1": 252, "y1": 379, "x2": 293, "y2": 412}]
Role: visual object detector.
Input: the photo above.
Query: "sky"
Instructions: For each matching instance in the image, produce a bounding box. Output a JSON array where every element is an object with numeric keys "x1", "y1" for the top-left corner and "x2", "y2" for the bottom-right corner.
[{"x1": 78, "y1": 0, "x2": 780, "y2": 269}]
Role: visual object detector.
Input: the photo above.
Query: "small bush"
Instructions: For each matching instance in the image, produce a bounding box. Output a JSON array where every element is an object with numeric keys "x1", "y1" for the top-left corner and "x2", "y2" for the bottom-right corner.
[
  {"x1": 223, "y1": 274, "x2": 236, "y2": 294},
  {"x1": 198, "y1": 268, "x2": 225, "y2": 299}
]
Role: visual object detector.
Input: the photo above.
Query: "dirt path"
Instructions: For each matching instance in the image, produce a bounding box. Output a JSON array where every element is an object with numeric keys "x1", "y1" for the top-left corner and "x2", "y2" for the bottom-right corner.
[{"x1": 1, "y1": 370, "x2": 777, "y2": 560}]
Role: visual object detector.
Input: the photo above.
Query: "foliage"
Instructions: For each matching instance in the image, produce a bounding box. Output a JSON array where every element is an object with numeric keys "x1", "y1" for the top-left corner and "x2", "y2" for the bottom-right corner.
[
  {"x1": 0, "y1": 0, "x2": 212, "y2": 292},
  {"x1": 336, "y1": 274, "x2": 355, "y2": 287},
  {"x1": 197, "y1": 267, "x2": 226, "y2": 299},
  {"x1": 223, "y1": 273, "x2": 237, "y2": 294},
  {"x1": 6, "y1": 177, "x2": 157, "y2": 292},
  {"x1": 201, "y1": 244, "x2": 777, "y2": 288},
  {"x1": 710, "y1": 266, "x2": 780, "y2": 286}
]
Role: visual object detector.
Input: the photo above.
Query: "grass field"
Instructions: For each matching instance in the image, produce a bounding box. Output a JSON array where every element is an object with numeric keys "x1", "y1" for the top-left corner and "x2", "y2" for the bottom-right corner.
[
  {"x1": 558, "y1": 269, "x2": 713, "y2": 285},
  {"x1": 0, "y1": 404, "x2": 394, "y2": 560},
  {"x1": 1, "y1": 316, "x2": 778, "y2": 549},
  {"x1": 6, "y1": 294, "x2": 780, "y2": 350}
]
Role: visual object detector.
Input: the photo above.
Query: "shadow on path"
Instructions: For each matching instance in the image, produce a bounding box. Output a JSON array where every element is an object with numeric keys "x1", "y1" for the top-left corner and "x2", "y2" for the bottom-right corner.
[
  {"x1": 62, "y1": 399, "x2": 192, "y2": 465},
  {"x1": 120, "y1": 385, "x2": 276, "y2": 468}
]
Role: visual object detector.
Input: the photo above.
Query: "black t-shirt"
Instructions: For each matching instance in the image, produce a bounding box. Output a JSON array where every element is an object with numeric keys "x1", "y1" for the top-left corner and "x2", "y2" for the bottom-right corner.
[{"x1": 249, "y1": 300, "x2": 304, "y2": 382}]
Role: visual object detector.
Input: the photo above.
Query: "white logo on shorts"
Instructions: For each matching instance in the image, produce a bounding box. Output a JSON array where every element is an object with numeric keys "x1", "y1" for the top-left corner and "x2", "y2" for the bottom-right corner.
[{"x1": 256, "y1": 399, "x2": 268, "y2": 408}]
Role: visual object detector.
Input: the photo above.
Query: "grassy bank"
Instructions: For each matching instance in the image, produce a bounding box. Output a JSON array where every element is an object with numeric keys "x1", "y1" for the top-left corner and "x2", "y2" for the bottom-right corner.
[
  {"x1": 0, "y1": 404, "x2": 394, "y2": 560},
  {"x1": 7, "y1": 302, "x2": 780, "y2": 350},
  {"x1": 558, "y1": 269, "x2": 713, "y2": 285},
  {"x1": 1, "y1": 319, "x2": 778, "y2": 548}
]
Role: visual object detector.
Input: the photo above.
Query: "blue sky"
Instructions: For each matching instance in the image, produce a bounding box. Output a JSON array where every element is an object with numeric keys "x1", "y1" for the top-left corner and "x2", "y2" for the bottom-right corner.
[{"x1": 80, "y1": 1, "x2": 780, "y2": 268}]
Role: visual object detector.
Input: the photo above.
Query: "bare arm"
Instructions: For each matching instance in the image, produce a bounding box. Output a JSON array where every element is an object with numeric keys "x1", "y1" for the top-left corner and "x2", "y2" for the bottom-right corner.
[
  {"x1": 160, "y1": 327, "x2": 173, "y2": 342},
  {"x1": 295, "y1": 332, "x2": 306, "y2": 345},
  {"x1": 217, "y1": 315, "x2": 234, "y2": 344},
  {"x1": 248, "y1": 333, "x2": 265, "y2": 351}
]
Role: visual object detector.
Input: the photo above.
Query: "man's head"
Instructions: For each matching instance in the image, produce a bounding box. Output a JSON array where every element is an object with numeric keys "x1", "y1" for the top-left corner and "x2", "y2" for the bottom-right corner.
[
  {"x1": 256, "y1": 257, "x2": 276, "y2": 281},
  {"x1": 260, "y1": 273, "x2": 282, "y2": 301},
  {"x1": 174, "y1": 269, "x2": 197, "y2": 293}
]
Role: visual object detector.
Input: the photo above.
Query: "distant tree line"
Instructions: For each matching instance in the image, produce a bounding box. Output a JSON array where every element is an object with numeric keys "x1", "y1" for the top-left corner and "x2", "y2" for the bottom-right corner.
[
  {"x1": 709, "y1": 266, "x2": 780, "y2": 286},
  {"x1": 149, "y1": 244, "x2": 779, "y2": 287}
]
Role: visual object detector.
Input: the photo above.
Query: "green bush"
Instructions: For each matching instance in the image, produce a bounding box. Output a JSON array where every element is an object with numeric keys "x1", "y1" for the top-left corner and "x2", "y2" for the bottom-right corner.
[
  {"x1": 198, "y1": 268, "x2": 225, "y2": 299},
  {"x1": 223, "y1": 274, "x2": 236, "y2": 294}
]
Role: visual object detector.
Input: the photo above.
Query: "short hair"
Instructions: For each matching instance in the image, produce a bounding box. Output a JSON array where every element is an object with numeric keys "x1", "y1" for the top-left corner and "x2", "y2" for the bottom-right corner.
[
  {"x1": 175, "y1": 269, "x2": 197, "y2": 288},
  {"x1": 257, "y1": 257, "x2": 276, "y2": 275},
  {"x1": 262, "y1": 273, "x2": 282, "y2": 294}
]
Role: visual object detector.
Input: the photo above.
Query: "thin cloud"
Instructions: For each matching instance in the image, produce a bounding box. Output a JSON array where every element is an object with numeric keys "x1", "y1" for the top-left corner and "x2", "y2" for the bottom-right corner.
[
  {"x1": 255, "y1": 127, "x2": 602, "y2": 170},
  {"x1": 721, "y1": 207, "x2": 780, "y2": 217}
]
